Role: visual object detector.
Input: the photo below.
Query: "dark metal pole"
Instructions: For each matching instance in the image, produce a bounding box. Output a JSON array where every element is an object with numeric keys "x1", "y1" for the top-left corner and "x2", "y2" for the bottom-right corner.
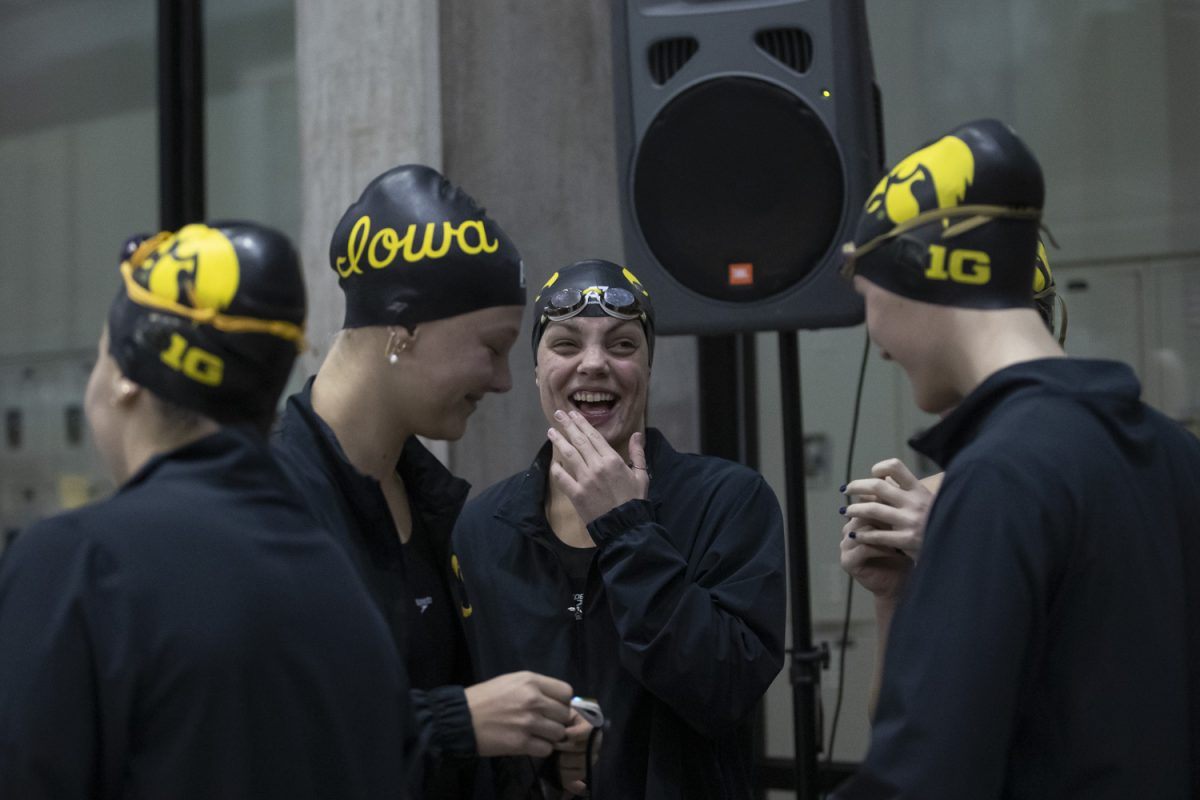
[
  {"x1": 158, "y1": 0, "x2": 206, "y2": 230},
  {"x1": 779, "y1": 329, "x2": 826, "y2": 800}
]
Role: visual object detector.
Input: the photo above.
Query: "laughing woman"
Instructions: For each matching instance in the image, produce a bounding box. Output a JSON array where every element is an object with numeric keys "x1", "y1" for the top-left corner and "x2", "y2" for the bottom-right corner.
[{"x1": 452, "y1": 259, "x2": 787, "y2": 799}]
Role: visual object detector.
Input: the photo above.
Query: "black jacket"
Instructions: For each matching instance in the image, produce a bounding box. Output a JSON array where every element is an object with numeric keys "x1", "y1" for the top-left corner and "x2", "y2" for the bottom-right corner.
[
  {"x1": 836, "y1": 358, "x2": 1200, "y2": 799},
  {"x1": 0, "y1": 427, "x2": 409, "y2": 799},
  {"x1": 452, "y1": 429, "x2": 786, "y2": 800},
  {"x1": 271, "y1": 380, "x2": 479, "y2": 794}
]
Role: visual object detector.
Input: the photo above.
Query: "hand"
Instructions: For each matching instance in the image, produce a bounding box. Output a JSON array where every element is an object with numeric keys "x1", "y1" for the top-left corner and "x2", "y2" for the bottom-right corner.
[
  {"x1": 840, "y1": 516, "x2": 913, "y2": 601},
  {"x1": 464, "y1": 671, "x2": 573, "y2": 758},
  {"x1": 838, "y1": 458, "x2": 933, "y2": 600},
  {"x1": 547, "y1": 410, "x2": 649, "y2": 524},
  {"x1": 555, "y1": 709, "x2": 600, "y2": 797}
]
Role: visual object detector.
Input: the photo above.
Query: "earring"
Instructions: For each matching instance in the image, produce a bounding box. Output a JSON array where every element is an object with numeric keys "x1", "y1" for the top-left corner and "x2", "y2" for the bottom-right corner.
[{"x1": 388, "y1": 352, "x2": 399, "y2": 365}]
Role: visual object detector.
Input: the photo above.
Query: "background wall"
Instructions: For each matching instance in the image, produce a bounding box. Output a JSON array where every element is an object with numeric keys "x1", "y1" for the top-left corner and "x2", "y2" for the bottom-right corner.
[{"x1": 1, "y1": 0, "x2": 1197, "y2": 794}]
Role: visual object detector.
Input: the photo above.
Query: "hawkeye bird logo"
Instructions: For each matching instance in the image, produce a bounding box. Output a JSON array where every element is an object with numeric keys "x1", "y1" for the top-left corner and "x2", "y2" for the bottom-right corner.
[
  {"x1": 865, "y1": 134, "x2": 975, "y2": 227},
  {"x1": 136, "y1": 224, "x2": 241, "y2": 311}
]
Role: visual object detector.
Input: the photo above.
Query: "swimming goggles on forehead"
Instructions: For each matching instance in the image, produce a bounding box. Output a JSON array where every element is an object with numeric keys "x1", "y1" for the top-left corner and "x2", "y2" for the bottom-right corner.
[{"x1": 542, "y1": 286, "x2": 645, "y2": 323}]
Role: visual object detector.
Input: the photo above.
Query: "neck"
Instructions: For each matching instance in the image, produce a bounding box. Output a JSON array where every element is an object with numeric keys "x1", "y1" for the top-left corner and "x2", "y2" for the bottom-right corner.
[
  {"x1": 311, "y1": 333, "x2": 411, "y2": 481},
  {"x1": 118, "y1": 413, "x2": 221, "y2": 485},
  {"x1": 545, "y1": 476, "x2": 593, "y2": 547},
  {"x1": 950, "y1": 308, "x2": 1066, "y2": 398}
]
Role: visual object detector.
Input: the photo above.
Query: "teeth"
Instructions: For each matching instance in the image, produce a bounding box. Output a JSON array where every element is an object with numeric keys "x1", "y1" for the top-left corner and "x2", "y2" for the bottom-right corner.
[{"x1": 572, "y1": 391, "x2": 615, "y2": 403}]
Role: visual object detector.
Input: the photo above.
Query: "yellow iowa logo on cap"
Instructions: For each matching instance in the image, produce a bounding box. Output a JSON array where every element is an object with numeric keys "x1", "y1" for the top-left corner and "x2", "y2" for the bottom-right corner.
[
  {"x1": 865, "y1": 135, "x2": 975, "y2": 227},
  {"x1": 138, "y1": 224, "x2": 240, "y2": 311},
  {"x1": 622, "y1": 267, "x2": 650, "y2": 297},
  {"x1": 335, "y1": 215, "x2": 499, "y2": 279}
]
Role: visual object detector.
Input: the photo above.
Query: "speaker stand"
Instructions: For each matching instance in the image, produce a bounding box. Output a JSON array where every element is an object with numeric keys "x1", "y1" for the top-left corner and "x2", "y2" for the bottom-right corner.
[{"x1": 779, "y1": 330, "x2": 830, "y2": 800}]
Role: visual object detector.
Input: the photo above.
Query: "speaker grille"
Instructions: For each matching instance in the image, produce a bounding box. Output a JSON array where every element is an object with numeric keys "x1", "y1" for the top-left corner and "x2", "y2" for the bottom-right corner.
[
  {"x1": 647, "y1": 37, "x2": 699, "y2": 86},
  {"x1": 755, "y1": 27, "x2": 813, "y2": 74},
  {"x1": 633, "y1": 77, "x2": 844, "y2": 303}
]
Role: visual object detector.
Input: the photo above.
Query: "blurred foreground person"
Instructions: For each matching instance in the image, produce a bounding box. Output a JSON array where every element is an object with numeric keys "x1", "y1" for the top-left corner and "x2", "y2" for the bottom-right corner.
[
  {"x1": 833, "y1": 119, "x2": 1200, "y2": 799},
  {"x1": 0, "y1": 223, "x2": 409, "y2": 799}
]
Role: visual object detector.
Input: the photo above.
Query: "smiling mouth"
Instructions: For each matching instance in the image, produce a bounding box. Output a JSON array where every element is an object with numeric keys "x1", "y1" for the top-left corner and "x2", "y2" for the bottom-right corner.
[{"x1": 570, "y1": 390, "x2": 618, "y2": 418}]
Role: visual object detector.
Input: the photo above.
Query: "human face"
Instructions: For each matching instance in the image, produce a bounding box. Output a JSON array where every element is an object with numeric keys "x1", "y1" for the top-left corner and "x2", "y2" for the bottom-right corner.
[
  {"x1": 854, "y1": 276, "x2": 959, "y2": 414},
  {"x1": 535, "y1": 315, "x2": 650, "y2": 457},
  {"x1": 402, "y1": 305, "x2": 523, "y2": 440},
  {"x1": 84, "y1": 326, "x2": 131, "y2": 482}
]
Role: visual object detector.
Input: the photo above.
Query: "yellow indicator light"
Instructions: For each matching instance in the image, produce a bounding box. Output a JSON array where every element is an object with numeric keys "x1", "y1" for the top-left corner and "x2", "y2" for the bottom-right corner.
[{"x1": 822, "y1": 89, "x2": 832, "y2": 98}]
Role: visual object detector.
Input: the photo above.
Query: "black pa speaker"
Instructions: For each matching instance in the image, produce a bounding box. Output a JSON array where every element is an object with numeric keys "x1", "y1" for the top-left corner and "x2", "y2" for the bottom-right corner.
[{"x1": 611, "y1": 0, "x2": 883, "y2": 335}]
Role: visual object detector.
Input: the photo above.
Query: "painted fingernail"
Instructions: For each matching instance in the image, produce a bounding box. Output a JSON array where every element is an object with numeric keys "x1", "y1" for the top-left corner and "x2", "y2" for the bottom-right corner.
[
  {"x1": 554, "y1": 410, "x2": 566, "y2": 421},
  {"x1": 848, "y1": 531, "x2": 857, "y2": 539},
  {"x1": 838, "y1": 506, "x2": 847, "y2": 515},
  {"x1": 839, "y1": 484, "x2": 846, "y2": 493}
]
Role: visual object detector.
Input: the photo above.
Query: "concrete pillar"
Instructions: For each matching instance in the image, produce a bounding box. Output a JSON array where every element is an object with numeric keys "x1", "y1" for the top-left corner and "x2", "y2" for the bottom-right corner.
[{"x1": 293, "y1": 0, "x2": 443, "y2": 371}]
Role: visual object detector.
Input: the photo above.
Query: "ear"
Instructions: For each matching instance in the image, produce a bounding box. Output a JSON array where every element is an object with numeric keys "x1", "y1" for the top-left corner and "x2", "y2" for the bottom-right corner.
[
  {"x1": 114, "y1": 375, "x2": 142, "y2": 406},
  {"x1": 386, "y1": 326, "x2": 418, "y2": 360}
]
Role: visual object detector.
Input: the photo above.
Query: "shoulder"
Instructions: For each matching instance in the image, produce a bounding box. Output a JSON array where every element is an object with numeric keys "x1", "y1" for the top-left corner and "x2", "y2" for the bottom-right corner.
[
  {"x1": 457, "y1": 469, "x2": 529, "y2": 529},
  {"x1": 4, "y1": 508, "x2": 92, "y2": 561},
  {"x1": 0, "y1": 507, "x2": 114, "y2": 600},
  {"x1": 650, "y1": 433, "x2": 774, "y2": 502}
]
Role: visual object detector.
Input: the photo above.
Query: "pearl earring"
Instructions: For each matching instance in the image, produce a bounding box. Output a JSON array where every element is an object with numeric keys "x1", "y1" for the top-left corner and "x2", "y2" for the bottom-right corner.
[{"x1": 388, "y1": 352, "x2": 399, "y2": 365}]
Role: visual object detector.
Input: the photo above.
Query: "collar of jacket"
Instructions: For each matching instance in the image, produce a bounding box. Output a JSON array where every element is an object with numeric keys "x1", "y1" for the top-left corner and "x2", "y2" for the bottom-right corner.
[
  {"x1": 911, "y1": 356, "x2": 1141, "y2": 469},
  {"x1": 283, "y1": 377, "x2": 471, "y2": 554},
  {"x1": 491, "y1": 427, "x2": 673, "y2": 538},
  {"x1": 122, "y1": 424, "x2": 272, "y2": 494}
]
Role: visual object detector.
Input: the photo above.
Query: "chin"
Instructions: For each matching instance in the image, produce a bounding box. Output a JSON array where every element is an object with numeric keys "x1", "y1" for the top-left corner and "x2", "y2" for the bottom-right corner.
[{"x1": 913, "y1": 386, "x2": 959, "y2": 416}]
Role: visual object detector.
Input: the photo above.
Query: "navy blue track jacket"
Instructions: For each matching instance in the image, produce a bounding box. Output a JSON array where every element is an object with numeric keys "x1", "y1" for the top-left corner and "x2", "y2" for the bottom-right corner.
[
  {"x1": 452, "y1": 428, "x2": 786, "y2": 799},
  {"x1": 836, "y1": 358, "x2": 1200, "y2": 799},
  {"x1": 271, "y1": 380, "x2": 480, "y2": 796}
]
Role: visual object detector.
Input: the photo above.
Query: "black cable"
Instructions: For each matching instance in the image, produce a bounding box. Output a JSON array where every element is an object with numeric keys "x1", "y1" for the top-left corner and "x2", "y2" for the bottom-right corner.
[{"x1": 823, "y1": 330, "x2": 872, "y2": 777}]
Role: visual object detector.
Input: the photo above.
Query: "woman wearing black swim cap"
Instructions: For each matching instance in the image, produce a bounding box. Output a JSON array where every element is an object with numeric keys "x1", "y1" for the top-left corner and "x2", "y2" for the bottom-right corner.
[
  {"x1": 0, "y1": 222, "x2": 410, "y2": 799},
  {"x1": 451, "y1": 259, "x2": 787, "y2": 799},
  {"x1": 272, "y1": 165, "x2": 579, "y2": 798}
]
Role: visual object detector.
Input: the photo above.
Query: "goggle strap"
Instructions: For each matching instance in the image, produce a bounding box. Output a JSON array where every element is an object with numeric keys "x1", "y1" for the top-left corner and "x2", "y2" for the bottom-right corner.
[
  {"x1": 843, "y1": 204, "x2": 1044, "y2": 268},
  {"x1": 119, "y1": 260, "x2": 307, "y2": 351}
]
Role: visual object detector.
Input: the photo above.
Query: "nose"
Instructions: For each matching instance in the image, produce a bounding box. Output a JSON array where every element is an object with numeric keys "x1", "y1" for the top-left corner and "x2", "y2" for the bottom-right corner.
[
  {"x1": 576, "y1": 342, "x2": 609, "y2": 374},
  {"x1": 490, "y1": 352, "x2": 513, "y2": 394}
]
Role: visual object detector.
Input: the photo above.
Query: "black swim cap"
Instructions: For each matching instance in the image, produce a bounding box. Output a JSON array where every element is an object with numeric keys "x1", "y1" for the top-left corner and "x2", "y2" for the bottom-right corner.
[
  {"x1": 842, "y1": 119, "x2": 1045, "y2": 309},
  {"x1": 107, "y1": 222, "x2": 306, "y2": 425},
  {"x1": 531, "y1": 259, "x2": 655, "y2": 365},
  {"x1": 330, "y1": 164, "x2": 525, "y2": 329}
]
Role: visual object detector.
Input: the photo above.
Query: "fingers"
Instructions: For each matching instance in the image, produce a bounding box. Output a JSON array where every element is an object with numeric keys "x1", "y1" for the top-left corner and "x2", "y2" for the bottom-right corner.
[
  {"x1": 555, "y1": 712, "x2": 594, "y2": 753},
  {"x1": 627, "y1": 431, "x2": 647, "y2": 469},
  {"x1": 554, "y1": 410, "x2": 605, "y2": 460},
  {"x1": 843, "y1": 477, "x2": 911, "y2": 508},
  {"x1": 848, "y1": 526, "x2": 918, "y2": 554},
  {"x1": 871, "y1": 457, "x2": 922, "y2": 490},
  {"x1": 466, "y1": 671, "x2": 575, "y2": 757},
  {"x1": 844, "y1": 500, "x2": 921, "y2": 531},
  {"x1": 529, "y1": 672, "x2": 574, "y2": 706}
]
